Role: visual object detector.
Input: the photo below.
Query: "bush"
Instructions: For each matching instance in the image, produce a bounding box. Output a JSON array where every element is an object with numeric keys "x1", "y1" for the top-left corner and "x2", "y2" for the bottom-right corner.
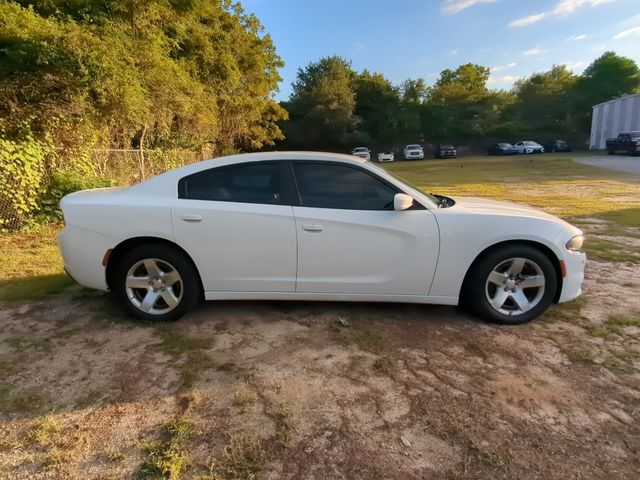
[
  {"x1": 0, "y1": 137, "x2": 48, "y2": 232},
  {"x1": 38, "y1": 171, "x2": 117, "y2": 222}
]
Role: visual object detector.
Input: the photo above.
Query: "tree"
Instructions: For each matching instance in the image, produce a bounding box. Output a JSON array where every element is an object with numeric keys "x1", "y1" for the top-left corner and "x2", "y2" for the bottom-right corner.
[
  {"x1": 284, "y1": 56, "x2": 358, "y2": 147},
  {"x1": 354, "y1": 70, "x2": 401, "y2": 141},
  {"x1": 0, "y1": 0, "x2": 287, "y2": 156},
  {"x1": 435, "y1": 64, "x2": 490, "y2": 91},
  {"x1": 400, "y1": 79, "x2": 427, "y2": 104},
  {"x1": 511, "y1": 65, "x2": 578, "y2": 137}
]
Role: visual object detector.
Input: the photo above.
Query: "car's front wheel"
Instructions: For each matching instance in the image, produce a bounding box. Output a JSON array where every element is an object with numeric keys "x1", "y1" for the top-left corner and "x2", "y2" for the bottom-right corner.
[
  {"x1": 113, "y1": 244, "x2": 200, "y2": 321},
  {"x1": 466, "y1": 245, "x2": 557, "y2": 325}
]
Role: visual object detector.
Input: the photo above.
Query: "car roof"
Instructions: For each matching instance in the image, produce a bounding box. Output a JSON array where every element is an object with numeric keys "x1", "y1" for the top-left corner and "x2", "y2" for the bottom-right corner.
[{"x1": 130, "y1": 151, "x2": 369, "y2": 194}]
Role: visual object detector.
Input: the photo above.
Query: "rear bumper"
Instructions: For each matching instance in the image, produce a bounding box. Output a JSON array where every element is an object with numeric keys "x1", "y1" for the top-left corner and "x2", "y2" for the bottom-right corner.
[
  {"x1": 57, "y1": 225, "x2": 115, "y2": 291},
  {"x1": 558, "y1": 251, "x2": 586, "y2": 303}
]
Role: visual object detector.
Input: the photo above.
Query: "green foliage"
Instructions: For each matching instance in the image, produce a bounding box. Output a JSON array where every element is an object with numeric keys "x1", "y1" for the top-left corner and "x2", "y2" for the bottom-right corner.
[
  {"x1": 285, "y1": 56, "x2": 359, "y2": 147},
  {"x1": 0, "y1": 136, "x2": 48, "y2": 232},
  {"x1": 39, "y1": 171, "x2": 116, "y2": 222},
  {"x1": 0, "y1": 1, "x2": 286, "y2": 154}
]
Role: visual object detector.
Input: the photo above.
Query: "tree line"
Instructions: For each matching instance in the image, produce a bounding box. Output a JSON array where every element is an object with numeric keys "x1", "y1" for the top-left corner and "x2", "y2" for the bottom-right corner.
[{"x1": 279, "y1": 53, "x2": 640, "y2": 151}]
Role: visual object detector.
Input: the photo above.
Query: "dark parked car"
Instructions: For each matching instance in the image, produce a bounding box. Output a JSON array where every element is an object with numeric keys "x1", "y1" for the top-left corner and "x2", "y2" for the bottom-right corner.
[
  {"x1": 544, "y1": 140, "x2": 572, "y2": 153},
  {"x1": 488, "y1": 143, "x2": 518, "y2": 156},
  {"x1": 606, "y1": 132, "x2": 640, "y2": 156},
  {"x1": 435, "y1": 144, "x2": 457, "y2": 159}
]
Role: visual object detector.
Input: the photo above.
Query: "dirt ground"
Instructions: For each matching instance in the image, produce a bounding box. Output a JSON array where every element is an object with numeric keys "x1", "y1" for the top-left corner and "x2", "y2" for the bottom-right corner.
[{"x1": 0, "y1": 247, "x2": 639, "y2": 479}]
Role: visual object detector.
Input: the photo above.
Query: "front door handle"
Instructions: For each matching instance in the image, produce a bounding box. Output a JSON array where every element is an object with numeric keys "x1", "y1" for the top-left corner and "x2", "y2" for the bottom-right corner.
[
  {"x1": 302, "y1": 223, "x2": 323, "y2": 232},
  {"x1": 180, "y1": 214, "x2": 202, "y2": 223}
]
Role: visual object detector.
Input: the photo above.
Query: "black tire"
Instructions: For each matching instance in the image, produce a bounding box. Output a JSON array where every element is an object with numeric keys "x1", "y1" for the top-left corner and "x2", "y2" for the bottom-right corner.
[
  {"x1": 465, "y1": 244, "x2": 557, "y2": 325},
  {"x1": 608, "y1": 149, "x2": 615, "y2": 155},
  {"x1": 113, "y1": 243, "x2": 200, "y2": 321}
]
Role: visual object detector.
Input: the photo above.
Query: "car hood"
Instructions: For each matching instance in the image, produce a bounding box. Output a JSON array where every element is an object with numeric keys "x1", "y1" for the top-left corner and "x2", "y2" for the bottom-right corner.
[{"x1": 451, "y1": 196, "x2": 560, "y2": 222}]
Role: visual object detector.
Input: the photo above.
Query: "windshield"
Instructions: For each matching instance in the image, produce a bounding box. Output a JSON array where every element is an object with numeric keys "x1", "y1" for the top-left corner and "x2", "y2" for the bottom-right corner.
[
  {"x1": 353, "y1": 147, "x2": 367, "y2": 153},
  {"x1": 406, "y1": 145, "x2": 421, "y2": 150},
  {"x1": 365, "y1": 161, "x2": 439, "y2": 205},
  {"x1": 440, "y1": 144, "x2": 454, "y2": 149}
]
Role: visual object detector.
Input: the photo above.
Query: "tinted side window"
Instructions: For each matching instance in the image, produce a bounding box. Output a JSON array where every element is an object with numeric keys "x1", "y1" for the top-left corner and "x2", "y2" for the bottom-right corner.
[
  {"x1": 178, "y1": 163, "x2": 283, "y2": 205},
  {"x1": 293, "y1": 163, "x2": 397, "y2": 210}
]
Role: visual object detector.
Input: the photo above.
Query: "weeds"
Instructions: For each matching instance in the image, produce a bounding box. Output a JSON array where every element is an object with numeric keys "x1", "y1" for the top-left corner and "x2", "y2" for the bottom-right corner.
[
  {"x1": 28, "y1": 416, "x2": 62, "y2": 446},
  {"x1": 138, "y1": 415, "x2": 193, "y2": 480},
  {"x1": 565, "y1": 348, "x2": 596, "y2": 364},
  {"x1": 208, "y1": 432, "x2": 267, "y2": 480},
  {"x1": 232, "y1": 388, "x2": 259, "y2": 409}
]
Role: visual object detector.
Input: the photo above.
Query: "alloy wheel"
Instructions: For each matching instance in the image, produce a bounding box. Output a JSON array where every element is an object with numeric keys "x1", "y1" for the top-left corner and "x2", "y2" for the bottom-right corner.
[
  {"x1": 485, "y1": 257, "x2": 545, "y2": 316},
  {"x1": 125, "y1": 258, "x2": 183, "y2": 315}
]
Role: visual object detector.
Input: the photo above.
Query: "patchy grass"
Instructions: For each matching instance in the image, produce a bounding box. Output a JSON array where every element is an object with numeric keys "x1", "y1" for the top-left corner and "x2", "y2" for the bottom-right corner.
[
  {"x1": 607, "y1": 313, "x2": 640, "y2": 327},
  {"x1": 583, "y1": 324, "x2": 621, "y2": 339},
  {"x1": 0, "y1": 224, "x2": 73, "y2": 302},
  {"x1": 582, "y1": 237, "x2": 640, "y2": 264},
  {"x1": 565, "y1": 348, "x2": 596, "y2": 364},
  {"x1": 138, "y1": 415, "x2": 193, "y2": 480},
  {"x1": 154, "y1": 327, "x2": 217, "y2": 388},
  {"x1": 208, "y1": 432, "x2": 267, "y2": 480},
  {"x1": 384, "y1": 156, "x2": 640, "y2": 227},
  {"x1": 541, "y1": 296, "x2": 587, "y2": 323},
  {"x1": 28, "y1": 416, "x2": 62, "y2": 446},
  {"x1": 372, "y1": 355, "x2": 393, "y2": 373},
  {"x1": 0, "y1": 384, "x2": 49, "y2": 414},
  {"x1": 232, "y1": 388, "x2": 259, "y2": 409}
]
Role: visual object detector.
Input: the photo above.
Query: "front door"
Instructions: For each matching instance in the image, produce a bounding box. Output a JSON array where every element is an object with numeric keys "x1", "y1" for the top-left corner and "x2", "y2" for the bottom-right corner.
[{"x1": 291, "y1": 162, "x2": 439, "y2": 295}]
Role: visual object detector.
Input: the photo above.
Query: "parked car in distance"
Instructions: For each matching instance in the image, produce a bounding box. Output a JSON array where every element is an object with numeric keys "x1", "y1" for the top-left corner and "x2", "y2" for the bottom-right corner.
[
  {"x1": 514, "y1": 141, "x2": 544, "y2": 154},
  {"x1": 487, "y1": 143, "x2": 518, "y2": 156},
  {"x1": 606, "y1": 132, "x2": 640, "y2": 156},
  {"x1": 58, "y1": 151, "x2": 586, "y2": 325},
  {"x1": 351, "y1": 146, "x2": 371, "y2": 160},
  {"x1": 436, "y1": 144, "x2": 457, "y2": 159},
  {"x1": 377, "y1": 151, "x2": 395, "y2": 163},
  {"x1": 403, "y1": 144, "x2": 424, "y2": 160},
  {"x1": 544, "y1": 140, "x2": 572, "y2": 153}
]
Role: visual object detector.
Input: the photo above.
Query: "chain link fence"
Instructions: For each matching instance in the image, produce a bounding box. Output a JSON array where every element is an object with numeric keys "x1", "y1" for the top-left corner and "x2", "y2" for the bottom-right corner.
[{"x1": 1, "y1": 148, "x2": 206, "y2": 234}]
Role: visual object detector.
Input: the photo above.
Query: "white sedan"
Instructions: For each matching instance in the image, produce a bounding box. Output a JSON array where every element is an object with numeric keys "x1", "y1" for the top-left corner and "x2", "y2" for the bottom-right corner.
[
  {"x1": 377, "y1": 151, "x2": 395, "y2": 162},
  {"x1": 58, "y1": 152, "x2": 586, "y2": 324},
  {"x1": 514, "y1": 141, "x2": 545, "y2": 154}
]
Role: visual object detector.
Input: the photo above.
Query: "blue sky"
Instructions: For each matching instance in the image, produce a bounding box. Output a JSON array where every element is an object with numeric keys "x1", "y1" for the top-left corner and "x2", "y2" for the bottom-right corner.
[{"x1": 241, "y1": 0, "x2": 640, "y2": 100}]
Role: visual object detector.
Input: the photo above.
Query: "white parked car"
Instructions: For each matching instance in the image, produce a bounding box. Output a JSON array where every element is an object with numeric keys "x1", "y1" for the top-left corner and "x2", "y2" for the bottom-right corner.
[
  {"x1": 377, "y1": 151, "x2": 395, "y2": 162},
  {"x1": 58, "y1": 152, "x2": 585, "y2": 324},
  {"x1": 404, "y1": 144, "x2": 424, "y2": 160},
  {"x1": 351, "y1": 147, "x2": 370, "y2": 160},
  {"x1": 514, "y1": 141, "x2": 544, "y2": 154}
]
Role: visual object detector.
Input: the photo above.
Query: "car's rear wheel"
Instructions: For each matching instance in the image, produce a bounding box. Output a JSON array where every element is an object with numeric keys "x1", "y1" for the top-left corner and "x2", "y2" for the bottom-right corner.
[
  {"x1": 114, "y1": 244, "x2": 200, "y2": 321},
  {"x1": 466, "y1": 245, "x2": 557, "y2": 325}
]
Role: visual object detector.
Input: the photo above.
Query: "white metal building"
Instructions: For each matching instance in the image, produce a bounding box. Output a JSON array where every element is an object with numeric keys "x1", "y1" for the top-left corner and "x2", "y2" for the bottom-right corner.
[{"x1": 590, "y1": 93, "x2": 640, "y2": 149}]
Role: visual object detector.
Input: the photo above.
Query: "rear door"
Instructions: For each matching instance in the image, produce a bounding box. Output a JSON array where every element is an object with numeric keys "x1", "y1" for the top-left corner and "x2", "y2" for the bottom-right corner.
[
  {"x1": 291, "y1": 161, "x2": 439, "y2": 295},
  {"x1": 171, "y1": 161, "x2": 297, "y2": 292}
]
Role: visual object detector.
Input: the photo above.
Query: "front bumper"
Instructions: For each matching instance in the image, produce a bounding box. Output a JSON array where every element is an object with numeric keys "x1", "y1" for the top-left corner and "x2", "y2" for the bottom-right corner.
[{"x1": 558, "y1": 250, "x2": 586, "y2": 303}]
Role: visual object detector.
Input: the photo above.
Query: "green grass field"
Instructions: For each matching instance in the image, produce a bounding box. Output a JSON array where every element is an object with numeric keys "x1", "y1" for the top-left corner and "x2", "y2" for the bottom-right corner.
[{"x1": 1, "y1": 154, "x2": 639, "y2": 302}]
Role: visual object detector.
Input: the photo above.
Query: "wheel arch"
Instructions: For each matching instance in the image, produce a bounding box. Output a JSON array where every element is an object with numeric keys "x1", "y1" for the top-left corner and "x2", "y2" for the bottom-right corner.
[
  {"x1": 459, "y1": 239, "x2": 563, "y2": 304},
  {"x1": 105, "y1": 236, "x2": 204, "y2": 297}
]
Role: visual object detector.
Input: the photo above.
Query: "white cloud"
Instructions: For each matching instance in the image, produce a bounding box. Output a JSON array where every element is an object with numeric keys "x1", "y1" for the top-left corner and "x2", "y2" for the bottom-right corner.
[
  {"x1": 510, "y1": 13, "x2": 546, "y2": 27},
  {"x1": 491, "y1": 62, "x2": 517, "y2": 72},
  {"x1": 441, "y1": 0, "x2": 499, "y2": 14},
  {"x1": 354, "y1": 41, "x2": 365, "y2": 51},
  {"x1": 510, "y1": 0, "x2": 617, "y2": 28},
  {"x1": 564, "y1": 60, "x2": 586, "y2": 70},
  {"x1": 565, "y1": 33, "x2": 587, "y2": 41},
  {"x1": 522, "y1": 46, "x2": 549, "y2": 57},
  {"x1": 450, "y1": 49, "x2": 460, "y2": 55},
  {"x1": 488, "y1": 75, "x2": 522, "y2": 84},
  {"x1": 613, "y1": 25, "x2": 640, "y2": 39}
]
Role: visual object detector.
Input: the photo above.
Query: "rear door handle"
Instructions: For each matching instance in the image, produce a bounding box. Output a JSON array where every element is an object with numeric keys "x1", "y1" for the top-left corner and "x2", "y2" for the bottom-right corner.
[
  {"x1": 180, "y1": 214, "x2": 202, "y2": 223},
  {"x1": 302, "y1": 223, "x2": 323, "y2": 232}
]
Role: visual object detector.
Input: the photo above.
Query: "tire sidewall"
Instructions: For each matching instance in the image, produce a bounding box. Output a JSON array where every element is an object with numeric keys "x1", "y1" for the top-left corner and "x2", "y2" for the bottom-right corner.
[
  {"x1": 468, "y1": 245, "x2": 558, "y2": 325},
  {"x1": 113, "y1": 244, "x2": 200, "y2": 321}
]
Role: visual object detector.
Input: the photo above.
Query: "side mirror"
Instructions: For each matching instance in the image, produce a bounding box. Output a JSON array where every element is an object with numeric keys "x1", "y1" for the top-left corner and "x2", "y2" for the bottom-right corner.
[{"x1": 394, "y1": 193, "x2": 414, "y2": 211}]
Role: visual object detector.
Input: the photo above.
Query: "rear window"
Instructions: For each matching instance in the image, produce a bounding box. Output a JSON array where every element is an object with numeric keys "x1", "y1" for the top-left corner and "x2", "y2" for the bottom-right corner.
[{"x1": 178, "y1": 162, "x2": 284, "y2": 205}]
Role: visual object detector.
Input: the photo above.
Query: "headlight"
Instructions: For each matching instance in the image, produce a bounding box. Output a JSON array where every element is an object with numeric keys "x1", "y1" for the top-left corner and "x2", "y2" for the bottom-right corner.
[{"x1": 566, "y1": 235, "x2": 584, "y2": 251}]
